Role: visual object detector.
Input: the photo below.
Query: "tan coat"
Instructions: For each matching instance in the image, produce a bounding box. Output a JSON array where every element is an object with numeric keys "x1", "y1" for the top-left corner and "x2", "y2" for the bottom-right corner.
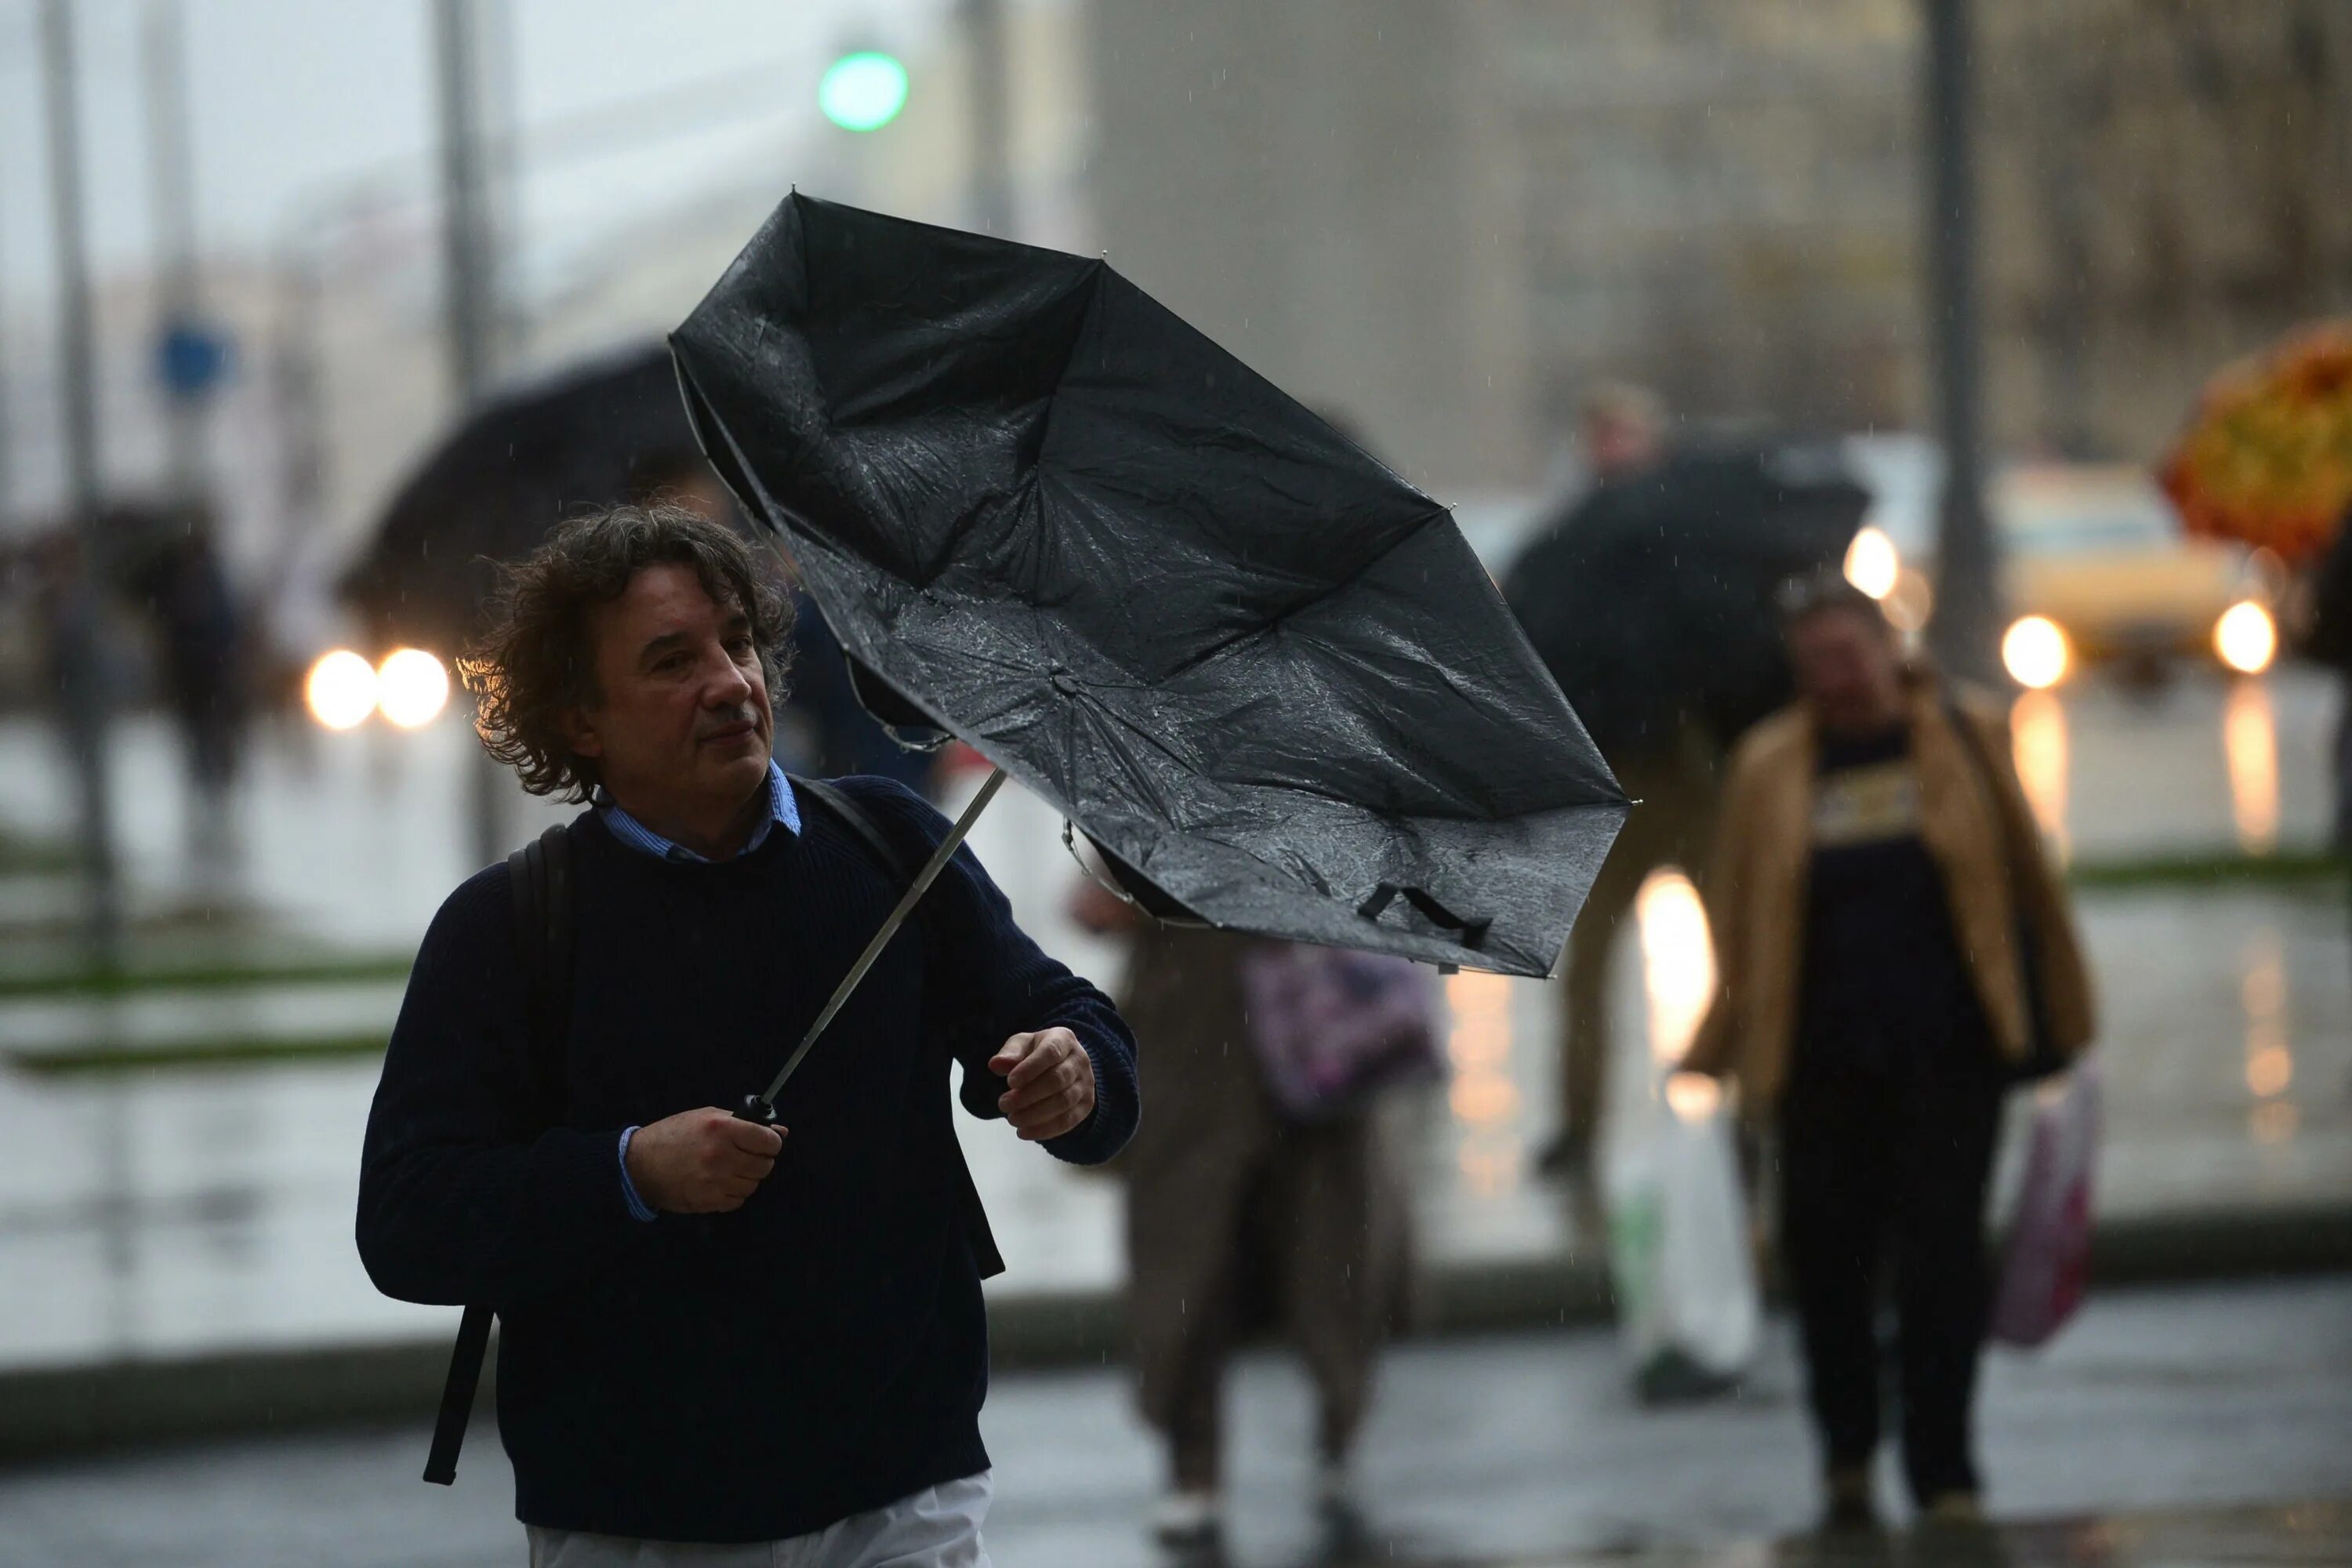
[{"x1": 1683, "y1": 677, "x2": 2095, "y2": 1112}]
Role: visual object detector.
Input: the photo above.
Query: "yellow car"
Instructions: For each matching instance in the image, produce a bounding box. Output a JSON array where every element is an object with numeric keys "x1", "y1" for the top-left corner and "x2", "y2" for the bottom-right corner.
[{"x1": 1840, "y1": 440, "x2": 2278, "y2": 688}]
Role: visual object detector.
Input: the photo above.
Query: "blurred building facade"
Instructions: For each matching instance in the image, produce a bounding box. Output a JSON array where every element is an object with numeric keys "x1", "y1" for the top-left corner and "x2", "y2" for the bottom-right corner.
[{"x1": 1089, "y1": 0, "x2": 2352, "y2": 494}]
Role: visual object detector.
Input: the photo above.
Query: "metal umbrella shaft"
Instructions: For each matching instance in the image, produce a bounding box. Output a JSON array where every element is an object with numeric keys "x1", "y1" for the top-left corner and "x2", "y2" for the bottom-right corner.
[{"x1": 740, "y1": 766, "x2": 1007, "y2": 1120}]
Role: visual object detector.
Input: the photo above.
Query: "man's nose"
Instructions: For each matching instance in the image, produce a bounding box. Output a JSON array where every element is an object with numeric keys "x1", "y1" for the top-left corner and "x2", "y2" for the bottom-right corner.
[{"x1": 702, "y1": 648, "x2": 754, "y2": 706}]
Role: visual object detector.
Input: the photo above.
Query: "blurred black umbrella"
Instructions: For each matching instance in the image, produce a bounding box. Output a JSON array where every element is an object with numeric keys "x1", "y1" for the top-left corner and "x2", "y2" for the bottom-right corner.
[
  {"x1": 672, "y1": 193, "x2": 1626, "y2": 996},
  {"x1": 343, "y1": 341, "x2": 701, "y2": 653},
  {"x1": 1502, "y1": 448, "x2": 1870, "y2": 763}
]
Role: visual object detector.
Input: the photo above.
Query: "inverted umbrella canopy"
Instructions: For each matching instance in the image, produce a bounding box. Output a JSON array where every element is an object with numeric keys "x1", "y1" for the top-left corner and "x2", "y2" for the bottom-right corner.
[{"x1": 671, "y1": 194, "x2": 1625, "y2": 977}]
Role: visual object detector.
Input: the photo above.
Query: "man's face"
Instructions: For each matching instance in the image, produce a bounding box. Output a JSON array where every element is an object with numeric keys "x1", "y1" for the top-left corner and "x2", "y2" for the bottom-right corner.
[
  {"x1": 569, "y1": 562, "x2": 774, "y2": 817},
  {"x1": 1788, "y1": 606, "x2": 1904, "y2": 736}
]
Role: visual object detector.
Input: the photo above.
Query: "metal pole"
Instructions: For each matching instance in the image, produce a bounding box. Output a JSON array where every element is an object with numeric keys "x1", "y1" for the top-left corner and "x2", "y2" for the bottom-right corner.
[
  {"x1": 40, "y1": 0, "x2": 121, "y2": 964},
  {"x1": 433, "y1": 0, "x2": 508, "y2": 869},
  {"x1": 0, "y1": 176, "x2": 13, "y2": 528},
  {"x1": 1922, "y1": 0, "x2": 2001, "y2": 683},
  {"x1": 143, "y1": 0, "x2": 206, "y2": 504},
  {"x1": 963, "y1": 0, "x2": 1014, "y2": 238}
]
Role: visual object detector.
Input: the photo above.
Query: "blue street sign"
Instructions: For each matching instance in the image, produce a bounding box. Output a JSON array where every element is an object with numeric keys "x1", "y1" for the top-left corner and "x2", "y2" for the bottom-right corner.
[{"x1": 158, "y1": 320, "x2": 231, "y2": 401}]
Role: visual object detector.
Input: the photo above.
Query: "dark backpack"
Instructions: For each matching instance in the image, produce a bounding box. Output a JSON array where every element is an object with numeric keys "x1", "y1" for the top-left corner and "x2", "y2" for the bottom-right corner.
[{"x1": 422, "y1": 777, "x2": 1004, "y2": 1484}]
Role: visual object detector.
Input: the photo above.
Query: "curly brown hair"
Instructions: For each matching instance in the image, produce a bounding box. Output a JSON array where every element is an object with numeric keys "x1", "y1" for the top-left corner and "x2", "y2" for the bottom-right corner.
[{"x1": 460, "y1": 503, "x2": 795, "y2": 800}]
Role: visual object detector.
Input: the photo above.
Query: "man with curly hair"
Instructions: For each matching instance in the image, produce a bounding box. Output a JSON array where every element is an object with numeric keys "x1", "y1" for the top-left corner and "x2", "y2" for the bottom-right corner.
[{"x1": 357, "y1": 504, "x2": 1138, "y2": 1566}]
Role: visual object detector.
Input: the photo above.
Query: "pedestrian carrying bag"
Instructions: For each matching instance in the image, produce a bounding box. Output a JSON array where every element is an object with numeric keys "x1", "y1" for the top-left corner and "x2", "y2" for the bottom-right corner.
[
  {"x1": 1991, "y1": 1062, "x2": 2101, "y2": 1348},
  {"x1": 1605, "y1": 1087, "x2": 1760, "y2": 1401},
  {"x1": 1238, "y1": 944, "x2": 1443, "y2": 1120},
  {"x1": 423, "y1": 779, "x2": 1004, "y2": 1484}
]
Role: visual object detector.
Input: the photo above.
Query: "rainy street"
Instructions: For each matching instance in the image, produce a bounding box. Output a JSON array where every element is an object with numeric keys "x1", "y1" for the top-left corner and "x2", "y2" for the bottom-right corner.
[
  {"x1": 3, "y1": 1277, "x2": 2347, "y2": 1567},
  {"x1": 5, "y1": 5, "x2": 2351, "y2": 1567}
]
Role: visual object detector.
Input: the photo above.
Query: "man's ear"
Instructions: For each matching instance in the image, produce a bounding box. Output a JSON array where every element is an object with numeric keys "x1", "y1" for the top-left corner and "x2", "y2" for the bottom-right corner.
[{"x1": 561, "y1": 706, "x2": 604, "y2": 760}]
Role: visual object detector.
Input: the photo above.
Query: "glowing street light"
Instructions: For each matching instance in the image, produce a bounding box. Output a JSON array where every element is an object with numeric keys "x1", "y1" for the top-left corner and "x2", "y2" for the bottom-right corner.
[
  {"x1": 2213, "y1": 601, "x2": 2278, "y2": 677},
  {"x1": 377, "y1": 648, "x2": 452, "y2": 729},
  {"x1": 2001, "y1": 615, "x2": 2070, "y2": 691},
  {"x1": 1843, "y1": 525, "x2": 1900, "y2": 601},
  {"x1": 818, "y1": 51, "x2": 908, "y2": 132},
  {"x1": 306, "y1": 649, "x2": 379, "y2": 730}
]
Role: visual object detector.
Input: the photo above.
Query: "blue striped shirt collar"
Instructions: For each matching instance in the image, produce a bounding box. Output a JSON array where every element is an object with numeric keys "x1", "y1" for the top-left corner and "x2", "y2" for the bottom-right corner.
[{"x1": 597, "y1": 760, "x2": 801, "y2": 864}]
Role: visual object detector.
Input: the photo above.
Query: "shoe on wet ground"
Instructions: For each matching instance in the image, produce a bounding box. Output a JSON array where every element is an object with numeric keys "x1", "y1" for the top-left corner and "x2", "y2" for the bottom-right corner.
[
  {"x1": 1149, "y1": 1487, "x2": 1222, "y2": 1548},
  {"x1": 1819, "y1": 1465, "x2": 1880, "y2": 1534},
  {"x1": 1922, "y1": 1490, "x2": 1987, "y2": 1527}
]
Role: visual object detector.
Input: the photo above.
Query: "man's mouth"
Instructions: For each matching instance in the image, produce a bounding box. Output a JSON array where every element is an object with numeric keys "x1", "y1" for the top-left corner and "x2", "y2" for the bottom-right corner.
[{"x1": 700, "y1": 719, "x2": 757, "y2": 745}]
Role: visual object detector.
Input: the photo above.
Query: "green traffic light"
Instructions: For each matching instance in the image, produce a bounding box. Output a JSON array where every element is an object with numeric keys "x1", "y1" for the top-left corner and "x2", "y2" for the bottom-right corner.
[{"x1": 819, "y1": 52, "x2": 909, "y2": 132}]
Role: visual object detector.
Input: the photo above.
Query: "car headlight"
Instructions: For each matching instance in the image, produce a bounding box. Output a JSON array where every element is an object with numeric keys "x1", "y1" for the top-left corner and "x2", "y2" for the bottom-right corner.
[
  {"x1": 2002, "y1": 616, "x2": 2071, "y2": 690},
  {"x1": 377, "y1": 648, "x2": 452, "y2": 729},
  {"x1": 305, "y1": 650, "x2": 379, "y2": 730},
  {"x1": 2213, "y1": 601, "x2": 2276, "y2": 676},
  {"x1": 1843, "y1": 526, "x2": 1900, "y2": 601}
]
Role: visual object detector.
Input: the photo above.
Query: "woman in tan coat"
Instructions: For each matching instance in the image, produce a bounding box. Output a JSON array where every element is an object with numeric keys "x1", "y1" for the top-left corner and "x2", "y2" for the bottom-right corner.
[{"x1": 1682, "y1": 574, "x2": 2092, "y2": 1530}]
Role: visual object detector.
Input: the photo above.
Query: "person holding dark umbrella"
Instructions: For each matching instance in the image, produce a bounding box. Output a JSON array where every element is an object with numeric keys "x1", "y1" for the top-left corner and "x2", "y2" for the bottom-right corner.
[
  {"x1": 1505, "y1": 394, "x2": 1867, "y2": 1181},
  {"x1": 360, "y1": 191, "x2": 1624, "y2": 1566},
  {"x1": 358, "y1": 506, "x2": 1138, "y2": 1565}
]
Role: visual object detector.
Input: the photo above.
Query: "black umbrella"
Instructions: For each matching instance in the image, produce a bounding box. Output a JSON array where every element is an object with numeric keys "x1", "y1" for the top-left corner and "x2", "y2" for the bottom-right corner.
[
  {"x1": 1502, "y1": 448, "x2": 1870, "y2": 764},
  {"x1": 343, "y1": 342, "x2": 702, "y2": 653},
  {"x1": 668, "y1": 194, "x2": 1624, "y2": 1113}
]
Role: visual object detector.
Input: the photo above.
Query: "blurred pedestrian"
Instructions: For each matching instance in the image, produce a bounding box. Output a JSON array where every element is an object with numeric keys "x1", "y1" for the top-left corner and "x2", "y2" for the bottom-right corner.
[
  {"x1": 1075, "y1": 881, "x2": 1411, "y2": 1552},
  {"x1": 357, "y1": 505, "x2": 1138, "y2": 1566},
  {"x1": 1682, "y1": 572, "x2": 2094, "y2": 1530},
  {"x1": 129, "y1": 511, "x2": 249, "y2": 875},
  {"x1": 1508, "y1": 383, "x2": 1719, "y2": 1181}
]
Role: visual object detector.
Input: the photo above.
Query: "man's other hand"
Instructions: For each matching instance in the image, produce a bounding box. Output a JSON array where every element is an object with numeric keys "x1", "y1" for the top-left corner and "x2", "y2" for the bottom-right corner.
[
  {"x1": 989, "y1": 1028, "x2": 1097, "y2": 1142},
  {"x1": 626, "y1": 1107, "x2": 786, "y2": 1214}
]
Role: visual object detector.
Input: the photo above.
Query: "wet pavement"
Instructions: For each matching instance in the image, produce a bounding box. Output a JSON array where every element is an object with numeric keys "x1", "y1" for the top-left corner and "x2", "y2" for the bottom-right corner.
[
  {"x1": 0, "y1": 671, "x2": 2347, "y2": 1370},
  {"x1": 1, "y1": 1276, "x2": 2345, "y2": 1567}
]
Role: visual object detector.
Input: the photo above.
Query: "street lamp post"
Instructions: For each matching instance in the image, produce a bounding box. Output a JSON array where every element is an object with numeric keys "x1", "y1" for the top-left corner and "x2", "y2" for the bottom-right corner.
[
  {"x1": 143, "y1": 0, "x2": 209, "y2": 505},
  {"x1": 1922, "y1": 0, "x2": 2002, "y2": 684},
  {"x1": 963, "y1": 0, "x2": 1014, "y2": 238},
  {"x1": 433, "y1": 0, "x2": 510, "y2": 872},
  {"x1": 39, "y1": 0, "x2": 122, "y2": 964}
]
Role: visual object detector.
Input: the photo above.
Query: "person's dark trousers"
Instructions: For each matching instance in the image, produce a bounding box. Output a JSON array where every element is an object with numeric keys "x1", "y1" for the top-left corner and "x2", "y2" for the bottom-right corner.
[{"x1": 1777, "y1": 1044, "x2": 2005, "y2": 1506}]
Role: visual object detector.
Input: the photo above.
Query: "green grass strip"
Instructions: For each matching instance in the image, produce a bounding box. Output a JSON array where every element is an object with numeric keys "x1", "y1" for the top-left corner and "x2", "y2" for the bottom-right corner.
[
  {"x1": 0, "y1": 829, "x2": 78, "y2": 875},
  {"x1": 0, "y1": 953, "x2": 415, "y2": 1000},
  {"x1": 2068, "y1": 848, "x2": 2344, "y2": 891},
  {"x1": 5, "y1": 1031, "x2": 390, "y2": 1076}
]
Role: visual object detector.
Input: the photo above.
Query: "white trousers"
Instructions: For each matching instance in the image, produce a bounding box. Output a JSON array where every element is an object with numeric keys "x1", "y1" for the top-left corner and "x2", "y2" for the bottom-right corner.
[{"x1": 525, "y1": 1473, "x2": 992, "y2": 1568}]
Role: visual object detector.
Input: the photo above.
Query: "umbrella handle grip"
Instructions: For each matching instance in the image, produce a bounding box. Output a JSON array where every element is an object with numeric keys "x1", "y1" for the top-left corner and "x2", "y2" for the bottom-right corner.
[{"x1": 1357, "y1": 883, "x2": 1492, "y2": 950}]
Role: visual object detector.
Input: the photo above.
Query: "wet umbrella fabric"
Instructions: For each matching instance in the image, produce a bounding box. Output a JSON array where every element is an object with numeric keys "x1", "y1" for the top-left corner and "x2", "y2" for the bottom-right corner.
[
  {"x1": 343, "y1": 341, "x2": 701, "y2": 652},
  {"x1": 1502, "y1": 449, "x2": 1869, "y2": 764},
  {"x1": 671, "y1": 193, "x2": 1625, "y2": 978}
]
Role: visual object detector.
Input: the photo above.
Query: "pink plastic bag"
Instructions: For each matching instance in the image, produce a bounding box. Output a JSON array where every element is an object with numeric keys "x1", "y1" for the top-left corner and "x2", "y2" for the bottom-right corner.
[{"x1": 1990, "y1": 1062, "x2": 2101, "y2": 1349}]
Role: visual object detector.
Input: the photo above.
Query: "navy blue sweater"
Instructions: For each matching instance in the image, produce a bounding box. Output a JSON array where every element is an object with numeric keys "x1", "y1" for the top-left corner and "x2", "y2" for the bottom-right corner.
[{"x1": 356, "y1": 777, "x2": 1138, "y2": 1543}]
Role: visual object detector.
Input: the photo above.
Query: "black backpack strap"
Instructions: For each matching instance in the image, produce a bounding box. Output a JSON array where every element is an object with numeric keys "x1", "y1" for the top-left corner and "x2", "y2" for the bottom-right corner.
[
  {"x1": 425, "y1": 824, "x2": 575, "y2": 1486},
  {"x1": 789, "y1": 775, "x2": 1007, "y2": 1281}
]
